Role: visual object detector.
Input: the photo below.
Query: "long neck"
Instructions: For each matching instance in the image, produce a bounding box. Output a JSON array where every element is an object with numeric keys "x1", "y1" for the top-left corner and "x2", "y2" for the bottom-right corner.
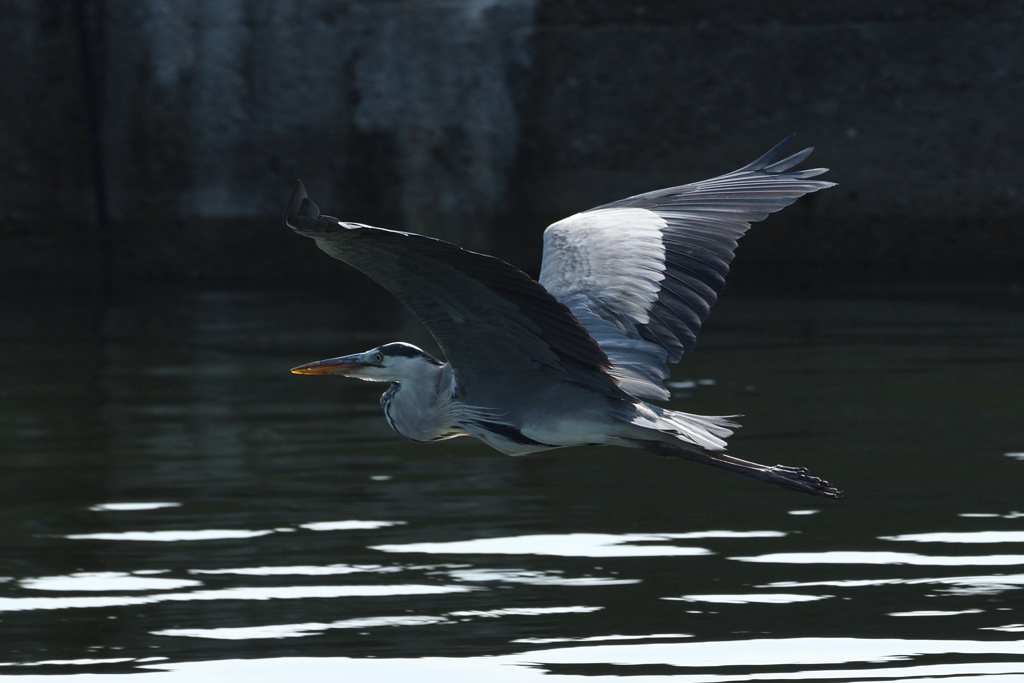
[{"x1": 380, "y1": 362, "x2": 458, "y2": 442}]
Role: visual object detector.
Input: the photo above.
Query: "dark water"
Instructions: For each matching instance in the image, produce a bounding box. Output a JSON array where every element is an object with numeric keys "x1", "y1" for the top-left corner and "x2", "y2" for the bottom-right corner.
[{"x1": 2, "y1": 285, "x2": 1023, "y2": 681}]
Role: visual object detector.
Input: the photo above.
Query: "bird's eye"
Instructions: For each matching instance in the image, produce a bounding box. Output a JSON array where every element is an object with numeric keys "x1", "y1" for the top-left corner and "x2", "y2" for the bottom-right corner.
[{"x1": 373, "y1": 352, "x2": 384, "y2": 365}]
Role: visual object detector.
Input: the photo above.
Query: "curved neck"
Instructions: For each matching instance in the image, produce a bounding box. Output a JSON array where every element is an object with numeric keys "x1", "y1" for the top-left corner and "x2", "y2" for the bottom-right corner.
[{"x1": 381, "y1": 362, "x2": 458, "y2": 442}]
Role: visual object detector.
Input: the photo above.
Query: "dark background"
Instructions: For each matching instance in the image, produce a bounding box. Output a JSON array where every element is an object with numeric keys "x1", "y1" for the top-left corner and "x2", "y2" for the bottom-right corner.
[{"x1": 3, "y1": 1, "x2": 1022, "y2": 289}]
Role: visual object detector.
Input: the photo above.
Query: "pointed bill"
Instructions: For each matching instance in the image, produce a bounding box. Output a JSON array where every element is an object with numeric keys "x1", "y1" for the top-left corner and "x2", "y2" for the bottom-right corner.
[{"x1": 290, "y1": 354, "x2": 369, "y2": 376}]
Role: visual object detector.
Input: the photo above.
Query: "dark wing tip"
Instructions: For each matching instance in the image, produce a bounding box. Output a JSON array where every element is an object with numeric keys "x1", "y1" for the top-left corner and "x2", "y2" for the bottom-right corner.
[
  {"x1": 285, "y1": 179, "x2": 322, "y2": 231},
  {"x1": 736, "y1": 134, "x2": 796, "y2": 172},
  {"x1": 736, "y1": 135, "x2": 832, "y2": 181}
]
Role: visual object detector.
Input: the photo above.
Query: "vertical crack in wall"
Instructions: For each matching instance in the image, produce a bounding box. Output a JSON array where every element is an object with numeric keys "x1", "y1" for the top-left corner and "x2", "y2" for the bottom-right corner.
[
  {"x1": 350, "y1": 0, "x2": 537, "y2": 250},
  {"x1": 72, "y1": 0, "x2": 114, "y2": 284}
]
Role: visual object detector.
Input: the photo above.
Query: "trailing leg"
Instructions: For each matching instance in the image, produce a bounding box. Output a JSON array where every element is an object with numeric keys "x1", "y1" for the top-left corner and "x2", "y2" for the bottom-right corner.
[{"x1": 638, "y1": 440, "x2": 842, "y2": 498}]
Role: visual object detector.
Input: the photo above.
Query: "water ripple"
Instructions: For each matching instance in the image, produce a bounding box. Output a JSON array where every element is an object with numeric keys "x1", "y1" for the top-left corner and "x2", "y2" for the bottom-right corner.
[
  {"x1": 765, "y1": 572, "x2": 1024, "y2": 597},
  {"x1": 64, "y1": 520, "x2": 404, "y2": 543},
  {"x1": 154, "y1": 615, "x2": 451, "y2": 641},
  {"x1": 153, "y1": 606, "x2": 600, "y2": 641},
  {"x1": 443, "y1": 567, "x2": 636, "y2": 586},
  {"x1": 298, "y1": 520, "x2": 404, "y2": 531},
  {"x1": 37, "y1": 639, "x2": 1020, "y2": 682},
  {"x1": 89, "y1": 502, "x2": 181, "y2": 512},
  {"x1": 21, "y1": 571, "x2": 200, "y2": 592},
  {"x1": 189, "y1": 564, "x2": 397, "y2": 577},
  {"x1": 373, "y1": 531, "x2": 780, "y2": 558},
  {"x1": 733, "y1": 551, "x2": 1024, "y2": 566},
  {"x1": 664, "y1": 593, "x2": 832, "y2": 605},
  {"x1": 882, "y1": 531, "x2": 1024, "y2": 543},
  {"x1": 66, "y1": 529, "x2": 278, "y2": 542},
  {"x1": 0, "y1": 584, "x2": 474, "y2": 613}
]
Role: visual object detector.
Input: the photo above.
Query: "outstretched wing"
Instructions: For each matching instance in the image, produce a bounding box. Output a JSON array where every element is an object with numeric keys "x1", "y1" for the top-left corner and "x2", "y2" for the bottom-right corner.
[
  {"x1": 539, "y1": 136, "x2": 835, "y2": 401},
  {"x1": 285, "y1": 181, "x2": 620, "y2": 398}
]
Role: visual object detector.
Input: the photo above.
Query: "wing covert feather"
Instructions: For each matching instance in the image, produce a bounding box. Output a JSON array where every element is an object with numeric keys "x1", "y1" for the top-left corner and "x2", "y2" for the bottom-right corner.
[{"x1": 285, "y1": 182, "x2": 619, "y2": 397}]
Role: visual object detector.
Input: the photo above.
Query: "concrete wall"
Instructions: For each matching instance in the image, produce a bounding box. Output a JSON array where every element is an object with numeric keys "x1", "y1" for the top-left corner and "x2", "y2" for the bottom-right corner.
[{"x1": 3, "y1": 1, "x2": 1022, "y2": 286}]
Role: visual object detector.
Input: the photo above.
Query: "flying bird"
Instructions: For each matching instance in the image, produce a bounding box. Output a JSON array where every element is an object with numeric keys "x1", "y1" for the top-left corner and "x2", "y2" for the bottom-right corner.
[{"x1": 286, "y1": 136, "x2": 840, "y2": 497}]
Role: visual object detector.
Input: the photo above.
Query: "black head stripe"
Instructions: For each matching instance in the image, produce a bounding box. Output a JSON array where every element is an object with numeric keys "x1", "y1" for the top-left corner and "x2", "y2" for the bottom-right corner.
[{"x1": 378, "y1": 342, "x2": 442, "y2": 365}]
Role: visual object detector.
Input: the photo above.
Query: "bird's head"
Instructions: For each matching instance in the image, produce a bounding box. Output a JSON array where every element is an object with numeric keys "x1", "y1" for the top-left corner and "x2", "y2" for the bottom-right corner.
[{"x1": 290, "y1": 342, "x2": 442, "y2": 383}]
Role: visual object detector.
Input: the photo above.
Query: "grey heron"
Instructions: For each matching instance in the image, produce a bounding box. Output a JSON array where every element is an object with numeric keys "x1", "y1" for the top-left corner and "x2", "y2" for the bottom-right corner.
[{"x1": 286, "y1": 136, "x2": 840, "y2": 497}]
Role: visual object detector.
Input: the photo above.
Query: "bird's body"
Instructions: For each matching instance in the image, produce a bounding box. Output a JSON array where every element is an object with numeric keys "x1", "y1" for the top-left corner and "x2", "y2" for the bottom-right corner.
[{"x1": 287, "y1": 136, "x2": 841, "y2": 497}]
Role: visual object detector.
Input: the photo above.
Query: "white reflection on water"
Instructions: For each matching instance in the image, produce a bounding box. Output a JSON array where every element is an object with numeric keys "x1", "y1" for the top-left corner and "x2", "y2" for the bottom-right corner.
[
  {"x1": 960, "y1": 512, "x2": 1024, "y2": 519},
  {"x1": 9, "y1": 638, "x2": 1024, "y2": 682},
  {"x1": 765, "y1": 572, "x2": 1024, "y2": 597},
  {"x1": 89, "y1": 502, "x2": 181, "y2": 512},
  {"x1": 449, "y1": 606, "x2": 601, "y2": 618},
  {"x1": 733, "y1": 551, "x2": 1024, "y2": 566},
  {"x1": 154, "y1": 615, "x2": 451, "y2": 640},
  {"x1": 21, "y1": 571, "x2": 200, "y2": 592},
  {"x1": 0, "y1": 584, "x2": 474, "y2": 613},
  {"x1": 767, "y1": 573, "x2": 1024, "y2": 589},
  {"x1": 154, "y1": 606, "x2": 599, "y2": 641},
  {"x1": 882, "y1": 531, "x2": 1024, "y2": 543},
  {"x1": 66, "y1": 529, "x2": 278, "y2": 542},
  {"x1": 444, "y1": 568, "x2": 637, "y2": 586},
  {"x1": 665, "y1": 593, "x2": 832, "y2": 605},
  {"x1": 299, "y1": 520, "x2": 404, "y2": 531},
  {"x1": 0, "y1": 657, "x2": 141, "y2": 670},
  {"x1": 190, "y1": 564, "x2": 398, "y2": 577},
  {"x1": 374, "y1": 531, "x2": 781, "y2": 558},
  {"x1": 666, "y1": 378, "x2": 716, "y2": 390},
  {"x1": 65, "y1": 520, "x2": 404, "y2": 542},
  {"x1": 513, "y1": 633, "x2": 691, "y2": 644},
  {"x1": 519, "y1": 636, "x2": 1024, "y2": 669},
  {"x1": 375, "y1": 533, "x2": 708, "y2": 557},
  {"x1": 890, "y1": 609, "x2": 984, "y2": 617}
]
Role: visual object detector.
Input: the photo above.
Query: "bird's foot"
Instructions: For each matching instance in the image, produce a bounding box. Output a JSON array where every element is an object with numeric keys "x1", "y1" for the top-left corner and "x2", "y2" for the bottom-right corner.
[{"x1": 768, "y1": 464, "x2": 843, "y2": 498}]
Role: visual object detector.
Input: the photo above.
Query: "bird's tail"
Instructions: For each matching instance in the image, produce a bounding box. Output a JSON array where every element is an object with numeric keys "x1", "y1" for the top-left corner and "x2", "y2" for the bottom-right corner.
[
  {"x1": 618, "y1": 402, "x2": 841, "y2": 497},
  {"x1": 627, "y1": 402, "x2": 740, "y2": 453}
]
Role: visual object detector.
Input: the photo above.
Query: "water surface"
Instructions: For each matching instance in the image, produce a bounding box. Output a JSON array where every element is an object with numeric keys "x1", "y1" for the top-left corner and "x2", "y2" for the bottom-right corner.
[{"x1": 1, "y1": 286, "x2": 1022, "y2": 681}]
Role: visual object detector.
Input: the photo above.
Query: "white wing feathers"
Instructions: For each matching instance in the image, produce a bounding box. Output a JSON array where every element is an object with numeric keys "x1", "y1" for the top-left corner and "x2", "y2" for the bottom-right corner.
[
  {"x1": 540, "y1": 207, "x2": 672, "y2": 399},
  {"x1": 538, "y1": 136, "x2": 834, "y2": 401}
]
